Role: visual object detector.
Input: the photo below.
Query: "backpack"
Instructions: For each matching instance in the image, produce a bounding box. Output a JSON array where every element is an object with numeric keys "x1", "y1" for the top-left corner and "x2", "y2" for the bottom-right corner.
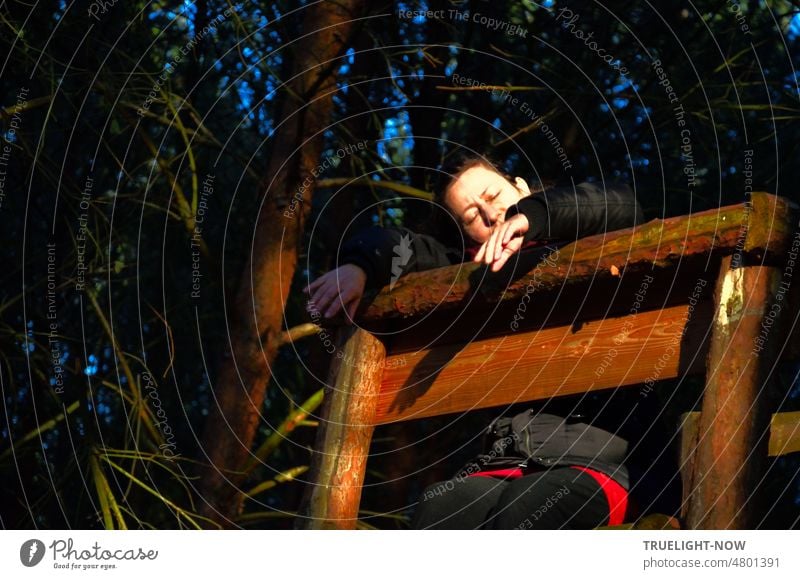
[{"x1": 469, "y1": 410, "x2": 631, "y2": 489}]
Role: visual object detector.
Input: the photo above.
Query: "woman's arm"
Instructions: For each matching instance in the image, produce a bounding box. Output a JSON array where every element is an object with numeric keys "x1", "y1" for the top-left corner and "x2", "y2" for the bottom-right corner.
[
  {"x1": 338, "y1": 225, "x2": 461, "y2": 289},
  {"x1": 305, "y1": 225, "x2": 461, "y2": 321},
  {"x1": 475, "y1": 181, "x2": 643, "y2": 271},
  {"x1": 506, "y1": 181, "x2": 644, "y2": 243}
]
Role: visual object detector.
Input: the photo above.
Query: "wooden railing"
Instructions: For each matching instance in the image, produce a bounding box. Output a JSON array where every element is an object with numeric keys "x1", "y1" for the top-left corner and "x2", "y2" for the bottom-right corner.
[{"x1": 296, "y1": 192, "x2": 799, "y2": 529}]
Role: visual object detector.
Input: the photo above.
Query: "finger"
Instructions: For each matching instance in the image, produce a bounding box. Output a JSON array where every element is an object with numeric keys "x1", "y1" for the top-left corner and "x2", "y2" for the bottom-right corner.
[
  {"x1": 502, "y1": 218, "x2": 523, "y2": 246},
  {"x1": 490, "y1": 225, "x2": 506, "y2": 263},
  {"x1": 484, "y1": 228, "x2": 498, "y2": 265},
  {"x1": 323, "y1": 295, "x2": 344, "y2": 319},
  {"x1": 474, "y1": 240, "x2": 487, "y2": 262},
  {"x1": 305, "y1": 274, "x2": 327, "y2": 294},
  {"x1": 311, "y1": 284, "x2": 338, "y2": 317},
  {"x1": 307, "y1": 279, "x2": 331, "y2": 308},
  {"x1": 493, "y1": 247, "x2": 515, "y2": 272}
]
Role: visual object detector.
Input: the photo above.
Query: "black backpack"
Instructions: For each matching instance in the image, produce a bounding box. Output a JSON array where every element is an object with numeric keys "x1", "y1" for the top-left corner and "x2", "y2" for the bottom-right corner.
[{"x1": 468, "y1": 410, "x2": 631, "y2": 489}]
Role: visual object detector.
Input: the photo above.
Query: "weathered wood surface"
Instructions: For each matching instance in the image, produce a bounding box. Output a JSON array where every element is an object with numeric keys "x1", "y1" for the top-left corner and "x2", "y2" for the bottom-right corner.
[
  {"x1": 296, "y1": 327, "x2": 385, "y2": 529},
  {"x1": 356, "y1": 192, "x2": 794, "y2": 324},
  {"x1": 305, "y1": 193, "x2": 797, "y2": 530},
  {"x1": 374, "y1": 303, "x2": 712, "y2": 424},
  {"x1": 684, "y1": 256, "x2": 784, "y2": 529},
  {"x1": 680, "y1": 410, "x2": 800, "y2": 529}
]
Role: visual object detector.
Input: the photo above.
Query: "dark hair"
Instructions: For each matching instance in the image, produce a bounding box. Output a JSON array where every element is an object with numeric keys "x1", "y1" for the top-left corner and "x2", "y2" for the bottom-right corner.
[{"x1": 435, "y1": 153, "x2": 512, "y2": 203}]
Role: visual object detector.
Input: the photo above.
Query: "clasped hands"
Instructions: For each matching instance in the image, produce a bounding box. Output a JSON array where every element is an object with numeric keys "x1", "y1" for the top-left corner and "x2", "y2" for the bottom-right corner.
[{"x1": 473, "y1": 212, "x2": 529, "y2": 272}]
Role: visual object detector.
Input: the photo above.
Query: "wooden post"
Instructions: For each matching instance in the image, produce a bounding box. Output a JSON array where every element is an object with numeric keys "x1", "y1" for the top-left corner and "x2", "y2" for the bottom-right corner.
[
  {"x1": 296, "y1": 326, "x2": 386, "y2": 529},
  {"x1": 685, "y1": 256, "x2": 783, "y2": 529}
]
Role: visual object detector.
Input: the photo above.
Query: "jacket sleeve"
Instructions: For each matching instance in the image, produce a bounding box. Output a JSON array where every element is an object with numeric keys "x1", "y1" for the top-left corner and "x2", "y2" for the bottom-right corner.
[
  {"x1": 505, "y1": 181, "x2": 644, "y2": 243},
  {"x1": 339, "y1": 225, "x2": 461, "y2": 290}
]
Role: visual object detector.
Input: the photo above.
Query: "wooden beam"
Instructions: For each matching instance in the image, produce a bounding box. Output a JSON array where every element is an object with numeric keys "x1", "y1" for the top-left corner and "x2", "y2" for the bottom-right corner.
[
  {"x1": 680, "y1": 410, "x2": 800, "y2": 529},
  {"x1": 373, "y1": 303, "x2": 712, "y2": 424},
  {"x1": 296, "y1": 327, "x2": 386, "y2": 529},
  {"x1": 354, "y1": 192, "x2": 794, "y2": 324},
  {"x1": 685, "y1": 257, "x2": 784, "y2": 529}
]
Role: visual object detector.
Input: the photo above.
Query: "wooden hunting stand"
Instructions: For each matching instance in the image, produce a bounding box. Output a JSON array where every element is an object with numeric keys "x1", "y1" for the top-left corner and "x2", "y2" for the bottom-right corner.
[{"x1": 297, "y1": 192, "x2": 799, "y2": 530}]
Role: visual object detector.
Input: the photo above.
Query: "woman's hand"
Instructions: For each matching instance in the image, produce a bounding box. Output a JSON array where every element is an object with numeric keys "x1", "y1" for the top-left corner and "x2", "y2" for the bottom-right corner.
[
  {"x1": 303, "y1": 264, "x2": 367, "y2": 323},
  {"x1": 473, "y1": 213, "x2": 529, "y2": 272}
]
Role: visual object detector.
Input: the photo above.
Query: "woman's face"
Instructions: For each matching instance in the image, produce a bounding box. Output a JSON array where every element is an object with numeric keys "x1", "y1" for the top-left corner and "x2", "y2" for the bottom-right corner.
[{"x1": 444, "y1": 165, "x2": 526, "y2": 244}]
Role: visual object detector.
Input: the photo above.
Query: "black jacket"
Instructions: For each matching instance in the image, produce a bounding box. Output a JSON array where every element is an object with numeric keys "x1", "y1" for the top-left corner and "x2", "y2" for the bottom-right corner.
[{"x1": 340, "y1": 181, "x2": 644, "y2": 289}]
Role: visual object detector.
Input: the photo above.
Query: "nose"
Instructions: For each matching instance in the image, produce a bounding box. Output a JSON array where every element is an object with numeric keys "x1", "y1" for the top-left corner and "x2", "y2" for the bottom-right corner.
[{"x1": 479, "y1": 200, "x2": 500, "y2": 227}]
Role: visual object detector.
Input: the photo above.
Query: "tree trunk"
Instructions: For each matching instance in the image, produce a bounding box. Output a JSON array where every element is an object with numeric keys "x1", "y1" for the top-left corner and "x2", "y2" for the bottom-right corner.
[{"x1": 197, "y1": 0, "x2": 365, "y2": 527}]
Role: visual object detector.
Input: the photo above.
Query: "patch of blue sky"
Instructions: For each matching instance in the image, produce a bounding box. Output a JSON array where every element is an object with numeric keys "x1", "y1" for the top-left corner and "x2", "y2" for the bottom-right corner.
[
  {"x1": 182, "y1": 0, "x2": 196, "y2": 35},
  {"x1": 378, "y1": 112, "x2": 414, "y2": 163},
  {"x1": 265, "y1": 77, "x2": 276, "y2": 101},
  {"x1": 788, "y1": 13, "x2": 800, "y2": 40},
  {"x1": 238, "y1": 80, "x2": 254, "y2": 111},
  {"x1": 84, "y1": 354, "x2": 99, "y2": 377},
  {"x1": 338, "y1": 48, "x2": 355, "y2": 75},
  {"x1": 611, "y1": 76, "x2": 633, "y2": 94},
  {"x1": 626, "y1": 154, "x2": 649, "y2": 167}
]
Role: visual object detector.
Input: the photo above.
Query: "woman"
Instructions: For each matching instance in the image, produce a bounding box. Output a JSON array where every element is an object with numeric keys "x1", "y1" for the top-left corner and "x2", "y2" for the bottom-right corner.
[
  {"x1": 305, "y1": 157, "x2": 643, "y2": 320},
  {"x1": 304, "y1": 157, "x2": 673, "y2": 529}
]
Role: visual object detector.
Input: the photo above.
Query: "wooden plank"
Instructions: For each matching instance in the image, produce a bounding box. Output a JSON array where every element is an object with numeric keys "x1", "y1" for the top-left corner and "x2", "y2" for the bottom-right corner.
[
  {"x1": 769, "y1": 411, "x2": 800, "y2": 456},
  {"x1": 685, "y1": 257, "x2": 784, "y2": 530},
  {"x1": 354, "y1": 192, "x2": 794, "y2": 325},
  {"x1": 296, "y1": 326, "x2": 386, "y2": 529},
  {"x1": 373, "y1": 302, "x2": 712, "y2": 424}
]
